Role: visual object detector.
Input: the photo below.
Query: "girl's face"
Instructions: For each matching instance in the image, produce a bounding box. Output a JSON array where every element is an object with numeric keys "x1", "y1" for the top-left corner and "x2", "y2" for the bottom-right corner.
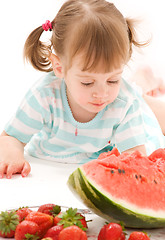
[{"x1": 64, "y1": 56, "x2": 123, "y2": 122}]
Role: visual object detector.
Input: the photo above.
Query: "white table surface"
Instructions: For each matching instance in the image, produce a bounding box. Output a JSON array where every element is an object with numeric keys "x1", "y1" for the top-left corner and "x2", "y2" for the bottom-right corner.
[
  {"x1": 0, "y1": 154, "x2": 86, "y2": 211},
  {"x1": 0, "y1": 154, "x2": 165, "y2": 240}
]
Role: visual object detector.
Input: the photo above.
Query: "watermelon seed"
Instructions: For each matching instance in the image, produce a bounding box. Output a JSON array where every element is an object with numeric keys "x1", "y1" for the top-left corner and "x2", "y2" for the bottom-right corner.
[
  {"x1": 118, "y1": 169, "x2": 122, "y2": 174},
  {"x1": 139, "y1": 175, "x2": 142, "y2": 179},
  {"x1": 122, "y1": 169, "x2": 125, "y2": 174},
  {"x1": 154, "y1": 179, "x2": 157, "y2": 184},
  {"x1": 135, "y1": 174, "x2": 138, "y2": 179},
  {"x1": 110, "y1": 170, "x2": 115, "y2": 174}
]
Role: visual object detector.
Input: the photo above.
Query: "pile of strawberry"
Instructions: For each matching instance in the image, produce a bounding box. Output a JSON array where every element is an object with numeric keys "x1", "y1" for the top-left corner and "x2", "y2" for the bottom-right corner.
[{"x1": 0, "y1": 203, "x2": 150, "y2": 240}]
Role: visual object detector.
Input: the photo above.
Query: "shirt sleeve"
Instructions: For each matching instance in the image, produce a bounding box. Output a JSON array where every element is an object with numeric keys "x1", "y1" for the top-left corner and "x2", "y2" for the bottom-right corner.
[
  {"x1": 113, "y1": 98, "x2": 147, "y2": 152},
  {"x1": 4, "y1": 88, "x2": 50, "y2": 143}
]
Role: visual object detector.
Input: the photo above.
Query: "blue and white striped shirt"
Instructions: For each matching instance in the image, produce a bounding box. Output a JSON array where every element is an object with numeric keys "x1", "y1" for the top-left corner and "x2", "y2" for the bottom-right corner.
[{"x1": 5, "y1": 72, "x2": 165, "y2": 163}]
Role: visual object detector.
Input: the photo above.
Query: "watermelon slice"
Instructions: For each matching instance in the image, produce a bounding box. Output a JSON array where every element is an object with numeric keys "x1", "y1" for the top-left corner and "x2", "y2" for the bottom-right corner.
[{"x1": 68, "y1": 148, "x2": 165, "y2": 228}]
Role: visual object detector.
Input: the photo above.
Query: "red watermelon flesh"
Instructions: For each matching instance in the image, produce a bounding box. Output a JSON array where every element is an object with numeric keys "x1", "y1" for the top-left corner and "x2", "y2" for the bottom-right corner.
[{"x1": 82, "y1": 148, "x2": 165, "y2": 211}]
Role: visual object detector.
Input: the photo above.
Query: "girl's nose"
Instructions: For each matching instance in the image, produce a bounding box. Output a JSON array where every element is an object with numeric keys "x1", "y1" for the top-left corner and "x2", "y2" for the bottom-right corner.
[{"x1": 93, "y1": 86, "x2": 108, "y2": 98}]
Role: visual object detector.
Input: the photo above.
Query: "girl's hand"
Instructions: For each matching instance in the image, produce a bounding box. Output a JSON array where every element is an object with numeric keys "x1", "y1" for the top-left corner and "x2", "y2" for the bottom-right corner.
[
  {"x1": 0, "y1": 132, "x2": 31, "y2": 178},
  {"x1": 123, "y1": 144, "x2": 147, "y2": 156},
  {"x1": 0, "y1": 159, "x2": 31, "y2": 179}
]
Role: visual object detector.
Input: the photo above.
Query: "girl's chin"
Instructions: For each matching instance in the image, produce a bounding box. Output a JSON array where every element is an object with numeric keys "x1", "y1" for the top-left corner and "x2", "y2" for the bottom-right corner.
[{"x1": 86, "y1": 104, "x2": 106, "y2": 113}]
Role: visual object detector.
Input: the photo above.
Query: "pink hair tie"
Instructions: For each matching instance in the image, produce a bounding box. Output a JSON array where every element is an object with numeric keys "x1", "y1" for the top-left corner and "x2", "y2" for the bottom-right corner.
[{"x1": 42, "y1": 20, "x2": 52, "y2": 31}]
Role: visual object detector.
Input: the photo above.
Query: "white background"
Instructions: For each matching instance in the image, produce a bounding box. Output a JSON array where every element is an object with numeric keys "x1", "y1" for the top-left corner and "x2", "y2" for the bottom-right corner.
[
  {"x1": 0, "y1": 2, "x2": 165, "y2": 232},
  {"x1": 0, "y1": 0, "x2": 165, "y2": 132}
]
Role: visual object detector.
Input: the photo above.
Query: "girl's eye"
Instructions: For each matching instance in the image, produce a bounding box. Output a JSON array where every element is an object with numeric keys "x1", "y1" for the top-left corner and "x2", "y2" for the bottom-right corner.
[
  {"x1": 81, "y1": 79, "x2": 120, "y2": 86},
  {"x1": 107, "y1": 80, "x2": 119, "y2": 84},
  {"x1": 81, "y1": 82, "x2": 93, "y2": 86}
]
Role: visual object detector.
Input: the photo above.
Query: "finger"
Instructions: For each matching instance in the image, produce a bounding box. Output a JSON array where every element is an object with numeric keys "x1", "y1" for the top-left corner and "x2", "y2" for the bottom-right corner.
[
  {"x1": 159, "y1": 87, "x2": 165, "y2": 95},
  {"x1": 6, "y1": 165, "x2": 17, "y2": 179},
  {"x1": 147, "y1": 89, "x2": 157, "y2": 97},
  {"x1": 152, "y1": 89, "x2": 159, "y2": 97},
  {"x1": 0, "y1": 163, "x2": 7, "y2": 178},
  {"x1": 21, "y1": 161, "x2": 31, "y2": 177},
  {"x1": 146, "y1": 91, "x2": 152, "y2": 96}
]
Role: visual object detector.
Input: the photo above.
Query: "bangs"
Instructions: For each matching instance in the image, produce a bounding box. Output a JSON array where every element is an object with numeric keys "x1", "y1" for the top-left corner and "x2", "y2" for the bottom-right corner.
[{"x1": 67, "y1": 15, "x2": 130, "y2": 73}]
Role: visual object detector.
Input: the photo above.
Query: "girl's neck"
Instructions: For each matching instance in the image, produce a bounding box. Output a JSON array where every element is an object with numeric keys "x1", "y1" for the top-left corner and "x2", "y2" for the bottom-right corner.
[
  {"x1": 71, "y1": 107, "x2": 97, "y2": 123},
  {"x1": 66, "y1": 89, "x2": 97, "y2": 123}
]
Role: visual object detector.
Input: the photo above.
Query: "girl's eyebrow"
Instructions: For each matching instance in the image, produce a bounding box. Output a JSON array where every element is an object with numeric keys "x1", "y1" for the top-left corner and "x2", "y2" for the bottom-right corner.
[
  {"x1": 76, "y1": 70, "x2": 123, "y2": 78},
  {"x1": 111, "y1": 70, "x2": 123, "y2": 77},
  {"x1": 76, "y1": 74, "x2": 92, "y2": 78}
]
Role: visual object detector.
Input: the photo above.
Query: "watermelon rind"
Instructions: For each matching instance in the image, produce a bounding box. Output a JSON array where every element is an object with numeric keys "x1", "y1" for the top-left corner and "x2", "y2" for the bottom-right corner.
[{"x1": 67, "y1": 167, "x2": 165, "y2": 228}]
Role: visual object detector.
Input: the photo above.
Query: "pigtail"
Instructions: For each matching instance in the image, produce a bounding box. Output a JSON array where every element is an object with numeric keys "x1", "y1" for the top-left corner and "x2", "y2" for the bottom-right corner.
[
  {"x1": 23, "y1": 26, "x2": 52, "y2": 72},
  {"x1": 126, "y1": 18, "x2": 150, "y2": 58}
]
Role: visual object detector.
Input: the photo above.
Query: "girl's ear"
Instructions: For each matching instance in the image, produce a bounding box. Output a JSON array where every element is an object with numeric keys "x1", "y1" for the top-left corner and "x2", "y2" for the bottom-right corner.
[{"x1": 49, "y1": 53, "x2": 64, "y2": 78}]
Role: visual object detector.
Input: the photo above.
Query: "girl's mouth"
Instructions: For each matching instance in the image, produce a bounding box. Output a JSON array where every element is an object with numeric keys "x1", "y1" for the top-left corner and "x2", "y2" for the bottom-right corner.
[{"x1": 91, "y1": 102, "x2": 105, "y2": 107}]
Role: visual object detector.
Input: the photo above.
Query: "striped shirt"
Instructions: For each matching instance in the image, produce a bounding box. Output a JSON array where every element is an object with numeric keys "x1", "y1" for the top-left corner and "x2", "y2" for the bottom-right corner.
[{"x1": 4, "y1": 72, "x2": 165, "y2": 163}]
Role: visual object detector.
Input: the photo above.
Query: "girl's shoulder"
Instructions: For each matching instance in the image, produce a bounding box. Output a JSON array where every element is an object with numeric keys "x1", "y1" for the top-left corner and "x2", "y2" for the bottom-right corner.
[
  {"x1": 33, "y1": 71, "x2": 62, "y2": 91},
  {"x1": 27, "y1": 71, "x2": 63, "y2": 98}
]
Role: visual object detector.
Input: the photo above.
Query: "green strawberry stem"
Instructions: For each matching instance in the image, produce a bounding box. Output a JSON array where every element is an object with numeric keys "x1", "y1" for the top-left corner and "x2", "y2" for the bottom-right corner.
[
  {"x1": 0, "y1": 211, "x2": 19, "y2": 234},
  {"x1": 50, "y1": 205, "x2": 61, "y2": 216},
  {"x1": 58, "y1": 208, "x2": 87, "y2": 231},
  {"x1": 25, "y1": 233, "x2": 40, "y2": 240}
]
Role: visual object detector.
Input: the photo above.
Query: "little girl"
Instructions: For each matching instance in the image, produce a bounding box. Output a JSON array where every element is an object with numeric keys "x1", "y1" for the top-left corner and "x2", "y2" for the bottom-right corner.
[{"x1": 0, "y1": 0, "x2": 164, "y2": 178}]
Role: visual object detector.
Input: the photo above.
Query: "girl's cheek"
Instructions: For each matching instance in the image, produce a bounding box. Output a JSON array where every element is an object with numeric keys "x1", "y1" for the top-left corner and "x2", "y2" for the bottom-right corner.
[
  {"x1": 77, "y1": 92, "x2": 89, "y2": 104},
  {"x1": 108, "y1": 88, "x2": 120, "y2": 102},
  {"x1": 78, "y1": 97, "x2": 87, "y2": 105}
]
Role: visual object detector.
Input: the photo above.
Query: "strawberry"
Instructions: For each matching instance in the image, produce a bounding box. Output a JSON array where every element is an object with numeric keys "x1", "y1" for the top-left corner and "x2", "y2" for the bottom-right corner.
[
  {"x1": 58, "y1": 225, "x2": 87, "y2": 240},
  {"x1": 25, "y1": 212, "x2": 53, "y2": 238},
  {"x1": 54, "y1": 211, "x2": 87, "y2": 229},
  {"x1": 120, "y1": 232, "x2": 126, "y2": 240},
  {"x1": 15, "y1": 220, "x2": 40, "y2": 240},
  {"x1": 128, "y1": 231, "x2": 150, "y2": 240},
  {"x1": 42, "y1": 238, "x2": 53, "y2": 240},
  {"x1": 98, "y1": 222, "x2": 123, "y2": 240},
  {"x1": 43, "y1": 225, "x2": 63, "y2": 240},
  {"x1": 76, "y1": 213, "x2": 88, "y2": 229},
  {"x1": 16, "y1": 207, "x2": 33, "y2": 222},
  {"x1": 0, "y1": 210, "x2": 19, "y2": 238},
  {"x1": 38, "y1": 204, "x2": 61, "y2": 217},
  {"x1": 57, "y1": 208, "x2": 87, "y2": 231},
  {"x1": 53, "y1": 213, "x2": 61, "y2": 226}
]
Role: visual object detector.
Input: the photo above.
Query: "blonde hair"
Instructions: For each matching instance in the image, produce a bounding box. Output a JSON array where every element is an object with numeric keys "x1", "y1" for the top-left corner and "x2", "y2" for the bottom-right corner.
[{"x1": 24, "y1": 0, "x2": 148, "y2": 73}]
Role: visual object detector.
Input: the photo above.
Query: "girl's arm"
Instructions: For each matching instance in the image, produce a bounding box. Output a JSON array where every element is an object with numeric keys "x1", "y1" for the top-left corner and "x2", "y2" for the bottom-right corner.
[
  {"x1": 0, "y1": 131, "x2": 31, "y2": 178},
  {"x1": 123, "y1": 144, "x2": 147, "y2": 156},
  {"x1": 143, "y1": 94, "x2": 165, "y2": 135}
]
